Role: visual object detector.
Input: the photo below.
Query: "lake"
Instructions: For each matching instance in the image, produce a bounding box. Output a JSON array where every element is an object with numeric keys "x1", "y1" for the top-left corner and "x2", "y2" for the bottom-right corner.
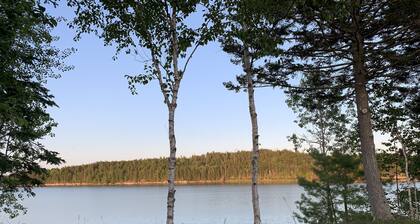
[{"x1": 0, "y1": 184, "x2": 303, "y2": 224}]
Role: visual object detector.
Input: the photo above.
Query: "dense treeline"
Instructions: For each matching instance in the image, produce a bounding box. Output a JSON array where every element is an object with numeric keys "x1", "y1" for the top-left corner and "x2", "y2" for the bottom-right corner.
[{"x1": 44, "y1": 150, "x2": 314, "y2": 184}]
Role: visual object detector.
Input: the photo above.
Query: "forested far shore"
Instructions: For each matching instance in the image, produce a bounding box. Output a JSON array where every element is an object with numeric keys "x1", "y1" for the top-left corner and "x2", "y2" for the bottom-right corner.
[{"x1": 42, "y1": 150, "x2": 315, "y2": 185}]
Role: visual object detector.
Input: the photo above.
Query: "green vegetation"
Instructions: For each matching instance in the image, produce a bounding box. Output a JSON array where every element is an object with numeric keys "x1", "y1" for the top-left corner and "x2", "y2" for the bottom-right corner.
[
  {"x1": 43, "y1": 149, "x2": 314, "y2": 185},
  {"x1": 286, "y1": 72, "x2": 370, "y2": 224},
  {"x1": 1, "y1": 0, "x2": 418, "y2": 222},
  {"x1": 0, "y1": 0, "x2": 70, "y2": 218}
]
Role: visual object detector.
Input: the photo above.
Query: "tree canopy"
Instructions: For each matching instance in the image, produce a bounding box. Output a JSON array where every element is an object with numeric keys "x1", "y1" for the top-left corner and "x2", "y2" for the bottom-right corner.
[{"x1": 0, "y1": 0, "x2": 71, "y2": 218}]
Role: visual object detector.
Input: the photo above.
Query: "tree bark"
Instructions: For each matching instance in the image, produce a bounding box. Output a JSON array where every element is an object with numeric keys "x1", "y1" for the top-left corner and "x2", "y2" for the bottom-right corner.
[
  {"x1": 166, "y1": 7, "x2": 180, "y2": 224},
  {"x1": 243, "y1": 45, "x2": 262, "y2": 224},
  {"x1": 166, "y1": 105, "x2": 177, "y2": 224},
  {"x1": 351, "y1": 21, "x2": 394, "y2": 221},
  {"x1": 352, "y1": 54, "x2": 394, "y2": 220},
  {"x1": 399, "y1": 135, "x2": 414, "y2": 218},
  {"x1": 413, "y1": 180, "x2": 419, "y2": 220},
  {"x1": 396, "y1": 164, "x2": 401, "y2": 209}
]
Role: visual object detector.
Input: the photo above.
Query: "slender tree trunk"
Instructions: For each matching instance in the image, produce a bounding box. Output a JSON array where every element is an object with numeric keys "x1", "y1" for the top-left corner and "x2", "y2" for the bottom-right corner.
[
  {"x1": 396, "y1": 163, "x2": 401, "y2": 210},
  {"x1": 166, "y1": 8, "x2": 180, "y2": 224},
  {"x1": 413, "y1": 180, "x2": 419, "y2": 220},
  {"x1": 351, "y1": 3, "x2": 393, "y2": 220},
  {"x1": 343, "y1": 184, "x2": 349, "y2": 224},
  {"x1": 318, "y1": 108, "x2": 336, "y2": 223},
  {"x1": 398, "y1": 134, "x2": 420, "y2": 220},
  {"x1": 166, "y1": 105, "x2": 177, "y2": 224},
  {"x1": 326, "y1": 184, "x2": 336, "y2": 224},
  {"x1": 399, "y1": 136, "x2": 414, "y2": 218},
  {"x1": 243, "y1": 45, "x2": 262, "y2": 224}
]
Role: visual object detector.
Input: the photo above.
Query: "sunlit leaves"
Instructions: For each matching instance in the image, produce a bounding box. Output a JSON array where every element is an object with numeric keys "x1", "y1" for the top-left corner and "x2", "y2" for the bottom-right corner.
[{"x1": 68, "y1": 0, "x2": 222, "y2": 105}]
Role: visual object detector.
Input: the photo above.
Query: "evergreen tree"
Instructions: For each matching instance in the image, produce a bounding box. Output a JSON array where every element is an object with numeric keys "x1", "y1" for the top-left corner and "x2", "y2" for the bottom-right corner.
[
  {"x1": 261, "y1": 0, "x2": 419, "y2": 220},
  {"x1": 288, "y1": 74, "x2": 369, "y2": 223},
  {"x1": 296, "y1": 151, "x2": 369, "y2": 224}
]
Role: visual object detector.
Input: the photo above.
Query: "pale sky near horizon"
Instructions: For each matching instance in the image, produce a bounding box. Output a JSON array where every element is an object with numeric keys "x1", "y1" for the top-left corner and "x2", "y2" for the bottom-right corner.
[
  {"x1": 43, "y1": 2, "x2": 387, "y2": 167},
  {"x1": 43, "y1": 3, "x2": 302, "y2": 167}
]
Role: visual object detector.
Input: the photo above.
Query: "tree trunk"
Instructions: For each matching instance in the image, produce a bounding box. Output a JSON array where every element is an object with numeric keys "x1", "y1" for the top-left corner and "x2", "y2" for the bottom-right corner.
[
  {"x1": 413, "y1": 180, "x2": 419, "y2": 220},
  {"x1": 243, "y1": 45, "x2": 262, "y2": 224},
  {"x1": 166, "y1": 8, "x2": 180, "y2": 224},
  {"x1": 343, "y1": 184, "x2": 349, "y2": 224},
  {"x1": 318, "y1": 107, "x2": 336, "y2": 223},
  {"x1": 326, "y1": 184, "x2": 336, "y2": 224},
  {"x1": 166, "y1": 105, "x2": 177, "y2": 224},
  {"x1": 400, "y1": 136, "x2": 414, "y2": 218},
  {"x1": 396, "y1": 164, "x2": 401, "y2": 210},
  {"x1": 352, "y1": 54, "x2": 394, "y2": 220},
  {"x1": 350, "y1": 3, "x2": 393, "y2": 220}
]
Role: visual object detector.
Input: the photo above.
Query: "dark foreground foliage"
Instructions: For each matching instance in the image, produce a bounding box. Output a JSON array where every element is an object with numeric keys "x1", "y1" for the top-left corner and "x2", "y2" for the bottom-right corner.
[{"x1": 0, "y1": 0, "x2": 71, "y2": 218}]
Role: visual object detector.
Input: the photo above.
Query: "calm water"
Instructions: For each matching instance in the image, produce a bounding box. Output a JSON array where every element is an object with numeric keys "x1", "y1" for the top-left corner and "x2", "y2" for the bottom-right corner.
[{"x1": 0, "y1": 184, "x2": 303, "y2": 224}]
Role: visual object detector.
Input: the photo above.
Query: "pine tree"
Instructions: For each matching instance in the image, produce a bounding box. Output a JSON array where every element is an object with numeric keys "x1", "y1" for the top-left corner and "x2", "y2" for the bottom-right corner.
[
  {"x1": 288, "y1": 73, "x2": 369, "y2": 223},
  {"x1": 261, "y1": 0, "x2": 419, "y2": 220}
]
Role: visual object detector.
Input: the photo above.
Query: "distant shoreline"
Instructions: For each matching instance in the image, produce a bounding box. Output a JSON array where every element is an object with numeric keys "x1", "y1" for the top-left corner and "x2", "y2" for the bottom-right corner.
[
  {"x1": 42, "y1": 176, "x2": 409, "y2": 187},
  {"x1": 42, "y1": 179, "x2": 301, "y2": 187}
]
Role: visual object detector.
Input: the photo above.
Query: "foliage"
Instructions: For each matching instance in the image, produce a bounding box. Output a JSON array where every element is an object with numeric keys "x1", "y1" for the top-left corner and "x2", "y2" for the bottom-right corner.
[
  {"x1": 372, "y1": 42, "x2": 419, "y2": 219},
  {"x1": 220, "y1": 0, "x2": 294, "y2": 92},
  {"x1": 217, "y1": 1, "x2": 296, "y2": 222},
  {"x1": 0, "y1": 0, "x2": 70, "y2": 218},
  {"x1": 43, "y1": 150, "x2": 314, "y2": 184},
  {"x1": 67, "y1": 0, "x2": 221, "y2": 104},
  {"x1": 397, "y1": 188, "x2": 420, "y2": 218},
  {"x1": 288, "y1": 73, "x2": 369, "y2": 223},
  {"x1": 259, "y1": 0, "x2": 420, "y2": 220},
  {"x1": 295, "y1": 151, "x2": 369, "y2": 224},
  {"x1": 378, "y1": 151, "x2": 420, "y2": 219}
]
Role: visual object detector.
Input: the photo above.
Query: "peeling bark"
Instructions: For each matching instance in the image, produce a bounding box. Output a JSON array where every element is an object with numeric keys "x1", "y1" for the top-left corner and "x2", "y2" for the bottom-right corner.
[
  {"x1": 166, "y1": 9, "x2": 181, "y2": 224},
  {"x1": 166, "y1": 106, "x2": 177, "y2": 224}
]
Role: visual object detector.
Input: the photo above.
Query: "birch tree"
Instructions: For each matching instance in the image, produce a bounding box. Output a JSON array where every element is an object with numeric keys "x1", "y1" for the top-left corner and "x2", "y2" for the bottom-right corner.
[
  {"x1": 219, "y1": 0, "x2": 293, "y2": 223},
  {"x1": 67, "y1": 1, "x2": 221, "y2": 223}
]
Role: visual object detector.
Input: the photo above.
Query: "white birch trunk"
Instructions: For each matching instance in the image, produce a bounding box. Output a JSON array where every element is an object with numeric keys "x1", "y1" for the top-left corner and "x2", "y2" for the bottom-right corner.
[
  {"x1": 400, "y1": 136, "x2": 414, "y2": 218},
  {"x1": 166, "y1": 106, "x2": 177, "y2": 224},
  {"x1": 166, "y1": 9, "x2": 180, "y2": 224},
  {"x1": 243, "y1": 45, "x2": 262, "y2": 224}
]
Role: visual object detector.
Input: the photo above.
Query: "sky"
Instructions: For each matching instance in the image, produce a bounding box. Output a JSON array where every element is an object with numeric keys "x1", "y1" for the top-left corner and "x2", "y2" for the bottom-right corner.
[{"x1": 43, "y1": 3, "x2": 302, "y2": 166}]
